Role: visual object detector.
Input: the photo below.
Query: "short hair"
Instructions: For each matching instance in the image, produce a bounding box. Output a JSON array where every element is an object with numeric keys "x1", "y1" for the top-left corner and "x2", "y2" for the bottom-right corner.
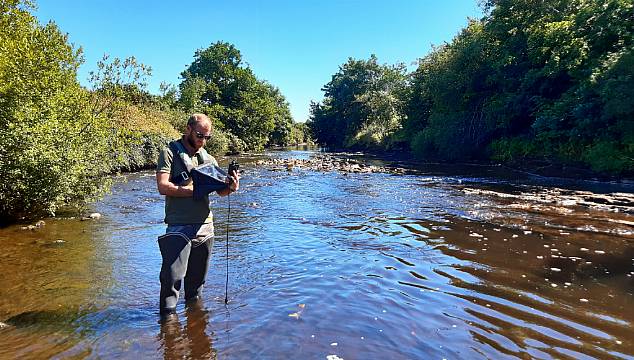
[{"x1": 187, "y1": 113, "x2": 211, "y2": 128}]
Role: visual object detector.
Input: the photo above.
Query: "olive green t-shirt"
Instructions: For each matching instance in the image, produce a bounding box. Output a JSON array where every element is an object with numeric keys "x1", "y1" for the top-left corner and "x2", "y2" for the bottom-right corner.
[{"x1": 157, "y1": 139, "x2": 219, "y2": 225}]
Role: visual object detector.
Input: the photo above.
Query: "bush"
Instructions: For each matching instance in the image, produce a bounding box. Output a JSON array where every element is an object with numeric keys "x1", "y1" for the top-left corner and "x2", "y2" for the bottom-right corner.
[
  {"x1": 410, "y1": 130, "x2": 436, "y2": 159},
  {"x1": 0, "y1": 2, "x2": 181, "y2": 221},
  {"x1": 0, "y1": 2, "x2": 115, "y2": 220},
  {"x1": 204, "y1": 128, "x2": 229, "y2": 156},
  {"x1": 584, "y1": 140, "x2": 633, "y2": 174},
  {"x1": 227, "y1": 132, "x2": 247, "y2": 154},
  {"x1": 489, "y1": 137, "x2": 539, "y2": 162}
]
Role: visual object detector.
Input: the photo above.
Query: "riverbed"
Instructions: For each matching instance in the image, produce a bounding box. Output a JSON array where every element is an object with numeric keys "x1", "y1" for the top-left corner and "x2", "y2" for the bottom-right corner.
[{"x1": 0, "y1": 149, "x2": 632, "y2": 359}]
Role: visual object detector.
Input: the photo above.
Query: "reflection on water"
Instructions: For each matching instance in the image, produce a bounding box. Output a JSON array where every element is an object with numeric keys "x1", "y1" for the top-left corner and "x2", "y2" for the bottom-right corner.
[
  {"x1": 159, "y1": 301, "x2": 216, "y2": 360},
  {"x1": 0, "y1": 149, "x2": 632, "y2": 359}
]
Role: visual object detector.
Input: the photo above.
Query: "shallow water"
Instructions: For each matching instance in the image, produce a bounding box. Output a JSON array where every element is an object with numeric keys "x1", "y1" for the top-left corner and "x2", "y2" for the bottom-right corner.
[{"x1": 0, "y1": 149, "x2": 632, "y2": 359}]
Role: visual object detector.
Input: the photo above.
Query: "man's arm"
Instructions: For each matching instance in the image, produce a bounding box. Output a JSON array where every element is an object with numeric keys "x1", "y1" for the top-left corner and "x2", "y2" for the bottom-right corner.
[{"x1": 156, "y1": 172, "x2": 194, "y2": 197}]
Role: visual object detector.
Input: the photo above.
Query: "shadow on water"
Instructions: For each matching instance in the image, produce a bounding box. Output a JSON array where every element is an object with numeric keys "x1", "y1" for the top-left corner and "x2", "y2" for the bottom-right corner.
[{"x1": 4, "y1": 308, "x2": 93, "y2": 330}]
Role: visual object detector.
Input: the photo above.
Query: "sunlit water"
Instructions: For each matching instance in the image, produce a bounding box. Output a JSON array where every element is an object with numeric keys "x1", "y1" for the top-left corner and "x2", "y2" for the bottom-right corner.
[{"x1": 0, "y1": 149, "x2": 632, "y2": 359}]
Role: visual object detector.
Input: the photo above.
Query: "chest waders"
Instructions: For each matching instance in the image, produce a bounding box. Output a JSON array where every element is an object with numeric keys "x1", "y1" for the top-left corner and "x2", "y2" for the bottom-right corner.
[{"x1": 158, "y1": 140, "x2": 230, "y2": 315}]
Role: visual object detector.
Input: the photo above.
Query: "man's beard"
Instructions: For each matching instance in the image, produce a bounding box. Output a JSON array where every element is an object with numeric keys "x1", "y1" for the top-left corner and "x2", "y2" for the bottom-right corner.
[{"x1": 186, "y1": 133, "x2": 197, "y2": 149}]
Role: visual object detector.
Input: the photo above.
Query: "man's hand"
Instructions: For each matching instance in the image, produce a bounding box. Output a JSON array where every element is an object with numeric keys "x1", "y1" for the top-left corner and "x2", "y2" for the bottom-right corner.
[
  {"x1": 218, "y1": 169, "x2": 240, "y2": 196},
  {"x1": 228, "y1": 169, "x2": 240, "y2": 192}
]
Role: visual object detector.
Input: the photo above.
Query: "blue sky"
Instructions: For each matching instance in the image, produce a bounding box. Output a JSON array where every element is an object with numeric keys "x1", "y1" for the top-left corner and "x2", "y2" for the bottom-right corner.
[{"x1": 35, "y1": 1, "x2": 484, "y2": 122}]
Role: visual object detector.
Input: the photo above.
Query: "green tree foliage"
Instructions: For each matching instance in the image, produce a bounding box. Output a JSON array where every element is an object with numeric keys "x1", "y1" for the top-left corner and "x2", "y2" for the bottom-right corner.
[
  {"x1": 289, "y1": 122, "x2": 311, "y2": 145},
  {"x1": 178, "y1": 41, "x2": 299, "y2": 151},
  {"x1": 267, "y1": 85, "x2": 294, "y2": 146},
  {"x1": 406, "y1": 0, "x2": 633, "y2": 173},
  {"x1": 88, "y1": 55, "x2": 180, "y2": 171},
  {"x1": 310, "y1": 0, "x2": 631, "y2": 174},
  {"x1": 405, "y1": 21, "x2": 498, "y2": 160},
  {"x1": 0, "y1": 1, "x2": 179, "y2": 221},
  {"x1": 308, "y1": 55, "x2": 408, "y2": 150},
  {"x1": 0, "y1": 0, "x2": 112, "y2": 220}
]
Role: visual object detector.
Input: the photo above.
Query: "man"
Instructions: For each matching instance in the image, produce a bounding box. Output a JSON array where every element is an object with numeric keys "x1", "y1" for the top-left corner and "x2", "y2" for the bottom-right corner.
[{"x1": 156, "y1": 113, "x2": 239, "y2": 315}]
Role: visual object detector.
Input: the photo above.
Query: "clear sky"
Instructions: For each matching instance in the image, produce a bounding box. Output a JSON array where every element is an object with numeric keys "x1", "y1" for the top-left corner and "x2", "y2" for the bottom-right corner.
[{"x1": 35, "y1": 1, "x2": 484, "y2": 122}]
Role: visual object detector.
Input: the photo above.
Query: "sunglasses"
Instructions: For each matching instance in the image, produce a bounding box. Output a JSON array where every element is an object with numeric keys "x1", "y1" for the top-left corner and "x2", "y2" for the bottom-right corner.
[{"x1": 194, "y1": 130, "x2": 212, "y2": 140}]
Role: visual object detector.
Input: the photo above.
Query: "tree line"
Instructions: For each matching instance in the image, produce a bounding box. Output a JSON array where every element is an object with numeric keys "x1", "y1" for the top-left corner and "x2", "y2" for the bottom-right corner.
[
  {"x1": 308, "y1": 0, "x2": 633, "y2": 175},
  {"x1": 0, "y1": 0, "x2": 307, "y2": 221}
]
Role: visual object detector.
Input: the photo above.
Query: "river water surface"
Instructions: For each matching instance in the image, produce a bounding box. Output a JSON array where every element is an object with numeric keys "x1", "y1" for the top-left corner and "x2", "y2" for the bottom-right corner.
[{"x1": 0, "y1": 149, "x2": 633, "y2": 359}]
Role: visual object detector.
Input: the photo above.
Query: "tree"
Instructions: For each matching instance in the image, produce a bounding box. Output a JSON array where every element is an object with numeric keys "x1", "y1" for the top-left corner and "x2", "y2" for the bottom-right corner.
[
  {"x1": 404, "y1": 0, "x2": 633, "y2": 173},
  {"x1": 267, "y1": 85, "x2": 294, "y2": 146},
  {"x1": 178, "y1": 41, "x2": 293, "y2": 151},
  {"x1": 0, "y1": 1, "x2": 178, "y2": 221},
  {"x1": 309, "y1": 55, "x2": 408, "y2": 150},
  {"x1": 0, "y1": 0, "x2": 113, "y2": 219}
]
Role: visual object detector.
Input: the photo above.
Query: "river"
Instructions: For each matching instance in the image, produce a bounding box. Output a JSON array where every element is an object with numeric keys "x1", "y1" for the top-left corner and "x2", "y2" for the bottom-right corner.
[{"x1": 0, "y1": 148, "x2": 632, "y2": 359}]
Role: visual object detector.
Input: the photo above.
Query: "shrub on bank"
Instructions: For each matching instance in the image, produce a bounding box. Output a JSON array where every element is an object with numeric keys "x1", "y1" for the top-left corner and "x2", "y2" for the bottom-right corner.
[
  {"x1": 0, "y1": 2, "x2": 181, "y2": 222},
  {"x1": 0, "y1": 2, "x2": 111, "y2": 221}
]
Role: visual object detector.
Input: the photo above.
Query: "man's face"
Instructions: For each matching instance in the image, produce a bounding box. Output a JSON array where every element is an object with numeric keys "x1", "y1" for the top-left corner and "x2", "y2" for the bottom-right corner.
[{"x1": 186, "y1": 121, "x2": 212, "y2": 151}]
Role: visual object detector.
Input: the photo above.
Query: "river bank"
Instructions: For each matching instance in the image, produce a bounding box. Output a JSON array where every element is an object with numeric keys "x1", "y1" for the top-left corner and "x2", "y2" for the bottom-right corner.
[{"x1": 313, "y1": 145, "x2": 634, "y2": 183}]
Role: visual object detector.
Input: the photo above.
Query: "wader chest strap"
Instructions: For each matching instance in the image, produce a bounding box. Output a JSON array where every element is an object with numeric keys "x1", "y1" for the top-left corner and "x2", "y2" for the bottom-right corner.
[
  {"x1": 169, "y1": 141, "x2": 192, "y2": 185},
  {"x1": 168, "y1": 140, "x2": 209, "y2": 186}
]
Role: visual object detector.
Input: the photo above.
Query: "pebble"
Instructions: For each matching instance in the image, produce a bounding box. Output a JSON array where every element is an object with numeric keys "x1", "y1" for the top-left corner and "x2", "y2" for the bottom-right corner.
[
  {"x1": 512, "y1": 234, "x2": 519, "y2": 238},
  {"x1": 594, "y1": 250, "x2": 605, "y2": 254},
  {"x1": 259, "y1": 155, "x2": 400, "y2": 175},
  {"x1": 89, "y1": 213, "x2": 101, "y2": 220},
  {"x1": 327, "y1": 355, "x2": 344, "y2": 360},
  {"x1": 330, "y1": 342, "x2": 338, "y2": 346},
  {"x1": 579, "y1": 298, "x2": 589, "y2": 302},
  {"x1": 551, "y1": 283, "x2": 558, "y2": 287},
  {"x1": 0, "y1": 322, "x2": 8, "y2": 329},
  {"x1": 550, "y1": 268, "x2": 561, "y2": 272},
  {"x1": 580, "y1": 248, "x2": 589, "y2": 252}
]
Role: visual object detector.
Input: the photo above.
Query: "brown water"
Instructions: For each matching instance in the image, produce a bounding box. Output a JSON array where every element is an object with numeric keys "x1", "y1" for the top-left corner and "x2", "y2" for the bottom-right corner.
[{"x1": 0, "y1": 149, "x2": 632, "y2": 359}]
